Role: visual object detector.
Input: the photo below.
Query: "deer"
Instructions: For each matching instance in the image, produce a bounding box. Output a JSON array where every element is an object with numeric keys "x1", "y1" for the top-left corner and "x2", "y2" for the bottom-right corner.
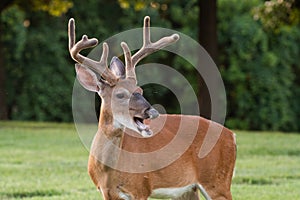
[{"x1": 68, "y1": 16, "x2": 236, "y2": 200}]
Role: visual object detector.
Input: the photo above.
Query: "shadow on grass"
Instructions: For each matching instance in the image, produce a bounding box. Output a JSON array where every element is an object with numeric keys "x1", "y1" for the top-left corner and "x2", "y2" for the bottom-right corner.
[
  {"x1": 233, "y1": 177, "x2": 274, "y2": 185},
  {"x1": 1, "y1": 189, "x2": 62, "y2": 198}
]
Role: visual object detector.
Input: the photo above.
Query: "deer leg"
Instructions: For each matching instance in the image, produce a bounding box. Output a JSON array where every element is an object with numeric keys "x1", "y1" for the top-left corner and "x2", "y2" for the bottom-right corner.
[
  {"x1": 203, "y1": 186, "x2": 232, "y2": 200},
  {"x1": 171, "y1": 191, "x2": 199, "y2": 200}
]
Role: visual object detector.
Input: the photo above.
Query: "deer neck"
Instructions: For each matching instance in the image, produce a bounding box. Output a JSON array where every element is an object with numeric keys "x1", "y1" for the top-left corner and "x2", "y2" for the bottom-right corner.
[
  {"x1": 98, "y1": 101, "x2": 125, "y2": 141},
  {"x1": 90, "y1": 102, "x2": 125, "y2": 169}
]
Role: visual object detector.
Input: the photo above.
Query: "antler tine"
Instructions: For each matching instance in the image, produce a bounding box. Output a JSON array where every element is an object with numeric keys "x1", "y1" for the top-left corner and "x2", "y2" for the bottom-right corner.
[
  {"x1": 120, "y1": 16, "x2": 179, "y2": 82},
  {"x1": 68, "y1": 18, "x2": 117, "y2": 86},
  {"x1": 121, "y1": 42, "x2": 136, "y2": 82},
  {"x1": 131, "y1": 16, "x2": 180, "y2": 66}
]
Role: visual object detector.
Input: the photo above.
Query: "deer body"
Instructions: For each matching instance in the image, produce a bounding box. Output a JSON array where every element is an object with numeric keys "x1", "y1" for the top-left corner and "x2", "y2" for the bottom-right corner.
[
  {"x1": 68, "y1": 16, "x2": 236, "y2": 200},
  {"x1": 88, "y1": 114, "x2": 236, "y2": 200}
]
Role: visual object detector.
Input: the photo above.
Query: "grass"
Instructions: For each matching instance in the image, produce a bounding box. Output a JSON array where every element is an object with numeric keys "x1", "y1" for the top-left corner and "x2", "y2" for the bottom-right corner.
[
  {"x1": 0, "y1": 121, "x2": 99, "y2": 200},
  {"x1": 0, "y1": 121, "x2": 300, "y2": 199},
  {"x1": 232, "y1": 131, "x2": 300, "y2": 199}
]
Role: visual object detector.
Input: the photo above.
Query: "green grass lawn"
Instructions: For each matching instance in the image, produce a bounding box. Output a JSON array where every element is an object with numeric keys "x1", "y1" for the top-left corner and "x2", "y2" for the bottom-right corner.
[{"x1": 0, "y1": 121, "x2": 299, "y2": 199}]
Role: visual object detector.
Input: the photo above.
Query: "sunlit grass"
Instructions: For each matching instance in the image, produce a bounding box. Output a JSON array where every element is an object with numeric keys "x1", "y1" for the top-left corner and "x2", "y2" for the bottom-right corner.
[
  {"x1": 0, "y1": 121, "x2": 99, "y2": 200},
  {"x1": 232, "y1": 131, "x2": 300, "y2": 199},
  {"x1": 0, "y1": 121, "x2": 299, "y2": 199}
]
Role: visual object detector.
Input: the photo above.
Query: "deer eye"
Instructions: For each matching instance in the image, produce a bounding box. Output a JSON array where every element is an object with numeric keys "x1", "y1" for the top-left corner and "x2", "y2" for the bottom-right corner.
[{"x1": 116, "y1": 93, "x2": 125, "y2": 99}]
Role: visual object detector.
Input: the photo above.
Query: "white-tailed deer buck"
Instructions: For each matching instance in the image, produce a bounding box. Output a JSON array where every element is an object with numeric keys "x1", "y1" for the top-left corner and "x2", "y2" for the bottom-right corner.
[{"x1": 68, "y1": 16, "x2": 236, "y2": 200}]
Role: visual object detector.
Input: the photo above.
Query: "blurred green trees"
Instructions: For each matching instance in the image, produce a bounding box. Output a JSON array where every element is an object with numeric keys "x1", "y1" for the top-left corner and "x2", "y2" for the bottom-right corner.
[
  {"x1": 0, "y1": 0, "x2": 73, "y2": 120},
  {"x1": 1, "y1": 0, "x2": 299, "y2": 131},
  {"x1": 219, "y1": 0, "x2": 300, "y2": 131}
]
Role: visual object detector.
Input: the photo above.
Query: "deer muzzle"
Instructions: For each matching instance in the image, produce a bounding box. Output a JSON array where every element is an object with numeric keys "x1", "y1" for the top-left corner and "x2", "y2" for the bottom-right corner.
[{"x1": 145, "y1": 107, "x2": 159, "y2": 119}]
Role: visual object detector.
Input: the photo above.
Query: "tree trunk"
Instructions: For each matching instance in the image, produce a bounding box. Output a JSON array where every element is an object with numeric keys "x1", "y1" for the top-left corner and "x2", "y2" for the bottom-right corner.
[
  {"x1": 0, "y1": 0, "x2": 13, "y2": 120},
  {"x1": 0, "y1": 0, "x2": 12, "y2": 12},
  {"x1": 198, "y1": 0, "x2": 218, "y2": 120},
  {"x1": 0, "y1": 29, "x2": 8, "y2": 120}
]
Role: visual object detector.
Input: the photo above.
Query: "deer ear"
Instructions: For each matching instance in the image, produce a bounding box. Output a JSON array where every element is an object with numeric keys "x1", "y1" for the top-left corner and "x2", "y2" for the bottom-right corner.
[
  {"x1": 75, "y1": 63, "x2": 102, "y2": 93},
  {"x1": 110, "y1": 56, "x2": 125, "y2": 79}
]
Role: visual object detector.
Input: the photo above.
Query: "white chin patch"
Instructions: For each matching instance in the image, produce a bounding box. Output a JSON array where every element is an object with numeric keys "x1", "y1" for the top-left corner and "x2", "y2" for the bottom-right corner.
[{"x1": 141, "y1": 129, "x2": 153, "y2": 138}]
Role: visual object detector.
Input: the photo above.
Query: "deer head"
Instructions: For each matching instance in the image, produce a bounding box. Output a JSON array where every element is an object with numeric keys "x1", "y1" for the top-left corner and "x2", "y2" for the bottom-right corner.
[{"x1": 68, "y1": 16, "x2": 179, "y2": 137}]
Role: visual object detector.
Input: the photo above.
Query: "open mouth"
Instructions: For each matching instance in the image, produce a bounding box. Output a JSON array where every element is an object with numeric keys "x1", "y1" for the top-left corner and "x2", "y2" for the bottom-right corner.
[
  {"x1": 133, "y1": 117, "x2": 152, "y2": 137},
  {"x1": 134, "y1": 117, "x2": 149, "y2": 131}
]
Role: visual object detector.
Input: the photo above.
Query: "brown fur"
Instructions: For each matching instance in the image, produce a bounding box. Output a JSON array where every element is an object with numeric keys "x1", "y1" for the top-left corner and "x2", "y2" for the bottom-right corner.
[{"x1": 88, "y1": 114, "x2": 236, "y2": 200}]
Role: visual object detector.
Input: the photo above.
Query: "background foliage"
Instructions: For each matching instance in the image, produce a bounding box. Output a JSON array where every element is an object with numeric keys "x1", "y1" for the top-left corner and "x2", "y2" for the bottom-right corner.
[
  {"x1": 1, "y1": 0, "x2": 299, "y2": 131},
  {"x1": 219, "y1": 0, "x2": 300, "y2": 131}
]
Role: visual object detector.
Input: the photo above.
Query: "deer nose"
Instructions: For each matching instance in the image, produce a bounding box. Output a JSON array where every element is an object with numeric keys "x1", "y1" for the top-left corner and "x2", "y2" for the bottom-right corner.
[{"x1": 145, "y1": 107, "x2": 159, "y2": 119}]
